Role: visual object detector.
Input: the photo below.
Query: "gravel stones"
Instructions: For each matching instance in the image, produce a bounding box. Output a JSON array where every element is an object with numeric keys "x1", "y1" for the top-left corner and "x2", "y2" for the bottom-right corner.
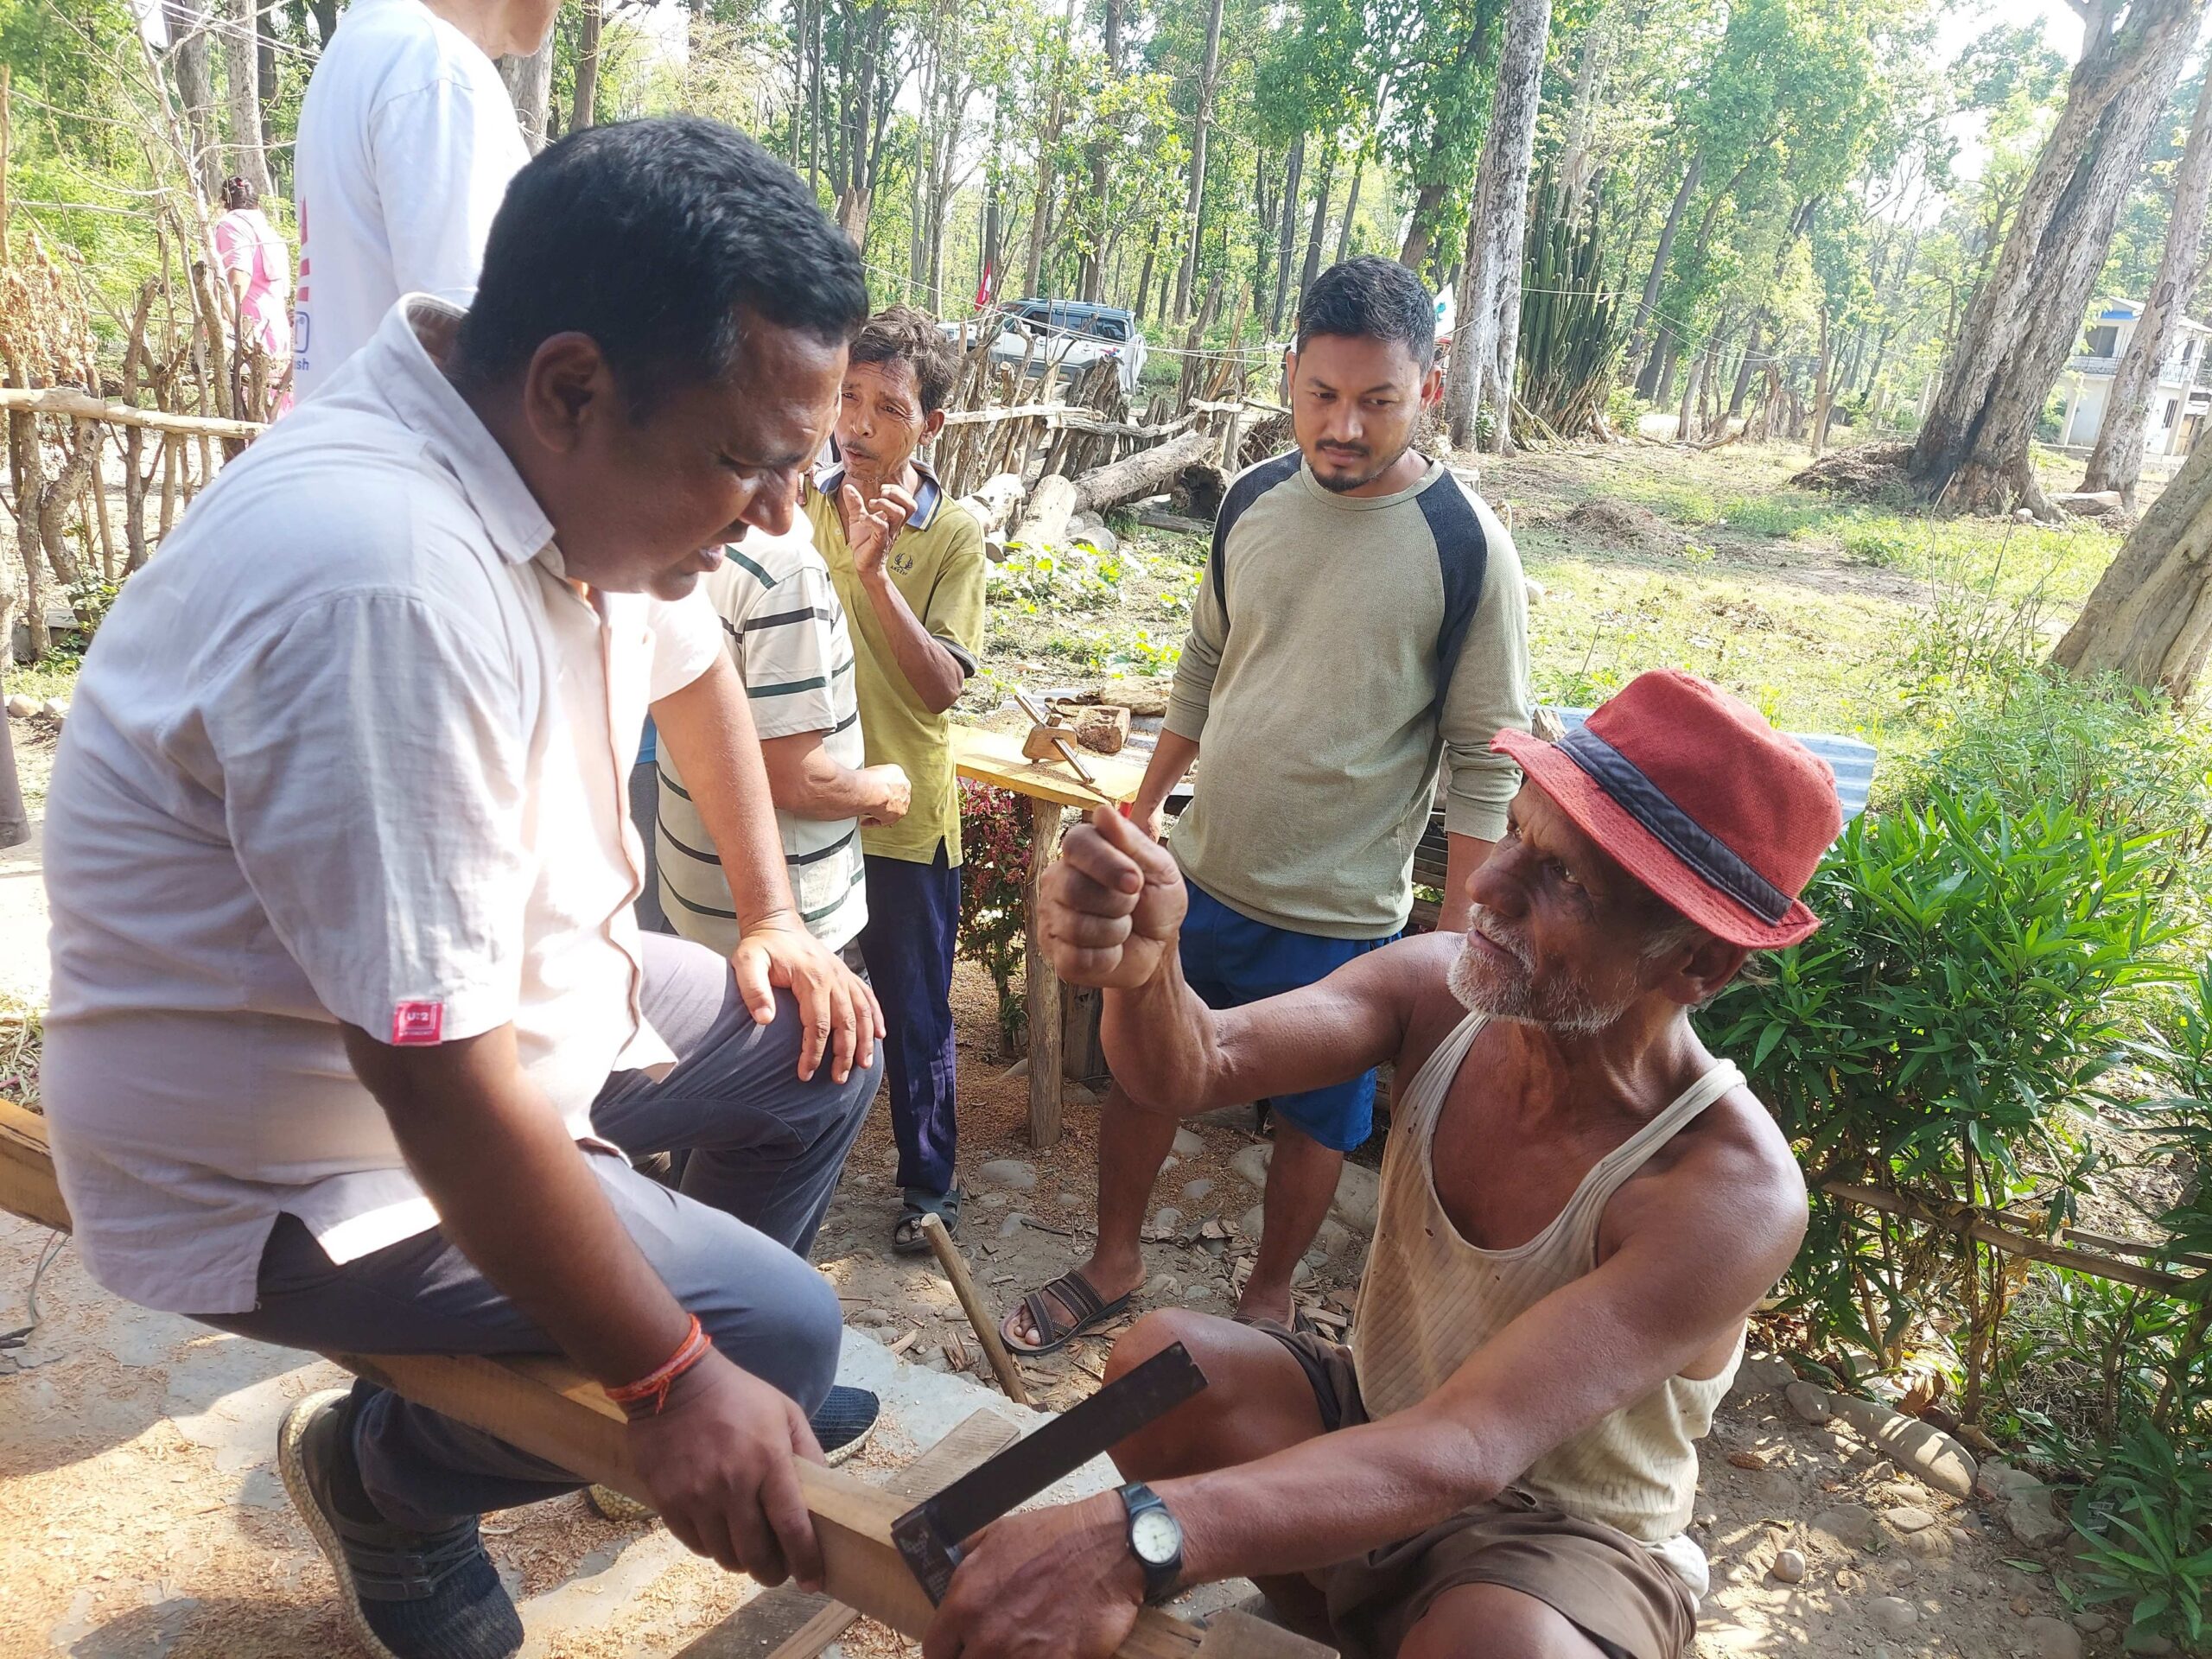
[
  {"x1": 1786, "y1": 1382, "x2": 1834, "y2": 1424},
  {"x1": 976, "y1": 1159, "x2": 1038, "y2": 1191},
  {"x1": 1884, "y1": 1505, "x2": 1936, "y2": 1534},
  {"x1": 1770, "y1": 1548, "x2": 1808, "y2": 1584},
  {"x1": 1172, "y1": 1128, "x2": 1205, "y2": 1159},
  {"x1": 1866, "y1": 1596, "x2": 1919, "y2": 1635},
  {"x1": 1180, "y1": 1179, "x2": 1214, "y2": 1202},
  {"x1": 1809, "y1": 1504, "x2": 1882, "y2": 1552},
  {"x1": 2018, "y1": 1616, "x2": 2083, "y2": 1659}
]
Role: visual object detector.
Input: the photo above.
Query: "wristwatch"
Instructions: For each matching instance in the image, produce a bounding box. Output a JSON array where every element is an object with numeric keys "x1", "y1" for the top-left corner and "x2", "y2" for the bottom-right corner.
[{"x1": 1117, "y1": 1482, "x2": 1185, "y2": 1605}]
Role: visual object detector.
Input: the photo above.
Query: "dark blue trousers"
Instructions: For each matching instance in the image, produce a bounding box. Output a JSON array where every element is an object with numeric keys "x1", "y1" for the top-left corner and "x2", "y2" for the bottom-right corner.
[{"x1": 859, "y1": 843, "x2": 962, "y2": 1198}]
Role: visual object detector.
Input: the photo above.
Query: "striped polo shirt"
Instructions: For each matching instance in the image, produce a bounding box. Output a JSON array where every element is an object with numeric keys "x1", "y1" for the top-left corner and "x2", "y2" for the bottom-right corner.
[{"x1": 657, "y1": 524, "x2": 869, "y2": 953}]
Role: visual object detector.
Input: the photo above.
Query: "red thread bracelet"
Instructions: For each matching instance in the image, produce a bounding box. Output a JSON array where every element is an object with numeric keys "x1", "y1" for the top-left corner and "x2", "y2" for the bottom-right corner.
[{"x1": 607, "y1": 1314, "x2": 709, "y2": 1419}]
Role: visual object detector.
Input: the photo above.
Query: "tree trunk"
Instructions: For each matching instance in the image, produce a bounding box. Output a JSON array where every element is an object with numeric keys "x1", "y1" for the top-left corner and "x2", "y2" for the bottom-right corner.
[
  {"x1": 1811, "y1": 307, "x2": 1836, "y2": 455},
  {"x1": 1269, "y1": 133, "x2": 1306, "y2": 335},
  {"x1": 571, "y1": 0, "x2": 604, "y2": 131},
  {"x1": 1335, "y1": 149, "x2": 1364, "y2": 264},
  {"x1": 1558, "y1": 3, "x2": 1613, "y2": 226},
  {"x1": 2082, "y1": 66, "x2": 2212, "y2": 505},
  {"x1": 1295, "y1": 143, "x2": 1336, "y2": 321},
  {"x1": 1728, "y1": 313, "x2": 1763, "y2": 418},
  {"x1": 1629, "y1": 149, "x2": 1700, "y2": 390},
  {"x1": 1173, "y1": 0, "x2": 1227, "y2": 323},
  {"x1": 221, "y1": 0, "x2": 271, "y2": 196},
  {"x1": 308, "y1": 0, "x2": 338, "y2": 48},
  {"x1": 1445, "y1": 0, "x2": 1552, "y2": 453},
  {"x1": 2053, "y1": 420, "x2": 2212, "y2": 699},
  {"x1": 167, "y1": 2, "x2": 222, "y2": 202},
  {"x1": 1908, "y1": 0, "x2": 2202, "y2": 515},
  {"x1": 1133, "y1": 219, "x2": 1159, "y2": 321},
  {"x1": 256, "y1": 0, "x2": 277, "y2": 159},
  {"x1": 1397, "y1": 181, "x2": 1449, "y2": 276},
  {"x1": 1071, "y1": 429, "x2": 1216, "y2": 513},
  {"x1": 499, "y1": 40, "x2": 556, "y2": 154}
]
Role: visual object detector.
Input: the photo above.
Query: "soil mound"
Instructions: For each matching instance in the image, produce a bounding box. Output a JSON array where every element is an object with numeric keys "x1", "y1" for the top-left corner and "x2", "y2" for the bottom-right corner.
[
  {"x1": 1560, "y1": 499, "x2": 1665, "y2": 544},
  {"x1": 1791, "y1": 442, "x2": 1914, "y2": 500}
]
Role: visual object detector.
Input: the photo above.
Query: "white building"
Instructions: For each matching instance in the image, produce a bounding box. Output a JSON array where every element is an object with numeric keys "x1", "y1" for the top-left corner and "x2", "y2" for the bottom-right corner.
[{"x1": 2056, "y1": 298, "x2": 2212, "y2": 457}]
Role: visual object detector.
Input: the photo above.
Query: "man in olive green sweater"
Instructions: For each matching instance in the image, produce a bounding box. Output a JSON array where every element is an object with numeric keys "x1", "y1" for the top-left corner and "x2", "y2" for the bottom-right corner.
[{"x1": 1005, "y1": 257, "x2": 1531, "y2": 1352}]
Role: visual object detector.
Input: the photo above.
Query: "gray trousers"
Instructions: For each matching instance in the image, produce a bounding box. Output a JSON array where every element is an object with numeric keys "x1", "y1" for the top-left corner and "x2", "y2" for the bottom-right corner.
[{"x1": 204, "y1": 932, "x2": 880, "y2": 1531}]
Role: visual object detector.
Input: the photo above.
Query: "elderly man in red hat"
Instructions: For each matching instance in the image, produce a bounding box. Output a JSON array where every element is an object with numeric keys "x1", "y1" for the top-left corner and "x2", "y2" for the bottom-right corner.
[{"x1": 916, "y1": 670, "x2": 1840, "y2": 1659}]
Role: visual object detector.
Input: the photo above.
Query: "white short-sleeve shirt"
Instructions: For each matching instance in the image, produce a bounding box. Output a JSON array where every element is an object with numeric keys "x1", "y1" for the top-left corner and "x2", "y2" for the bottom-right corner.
[
  {"x1": 40, "y1": 297, "x2": 721, "y2": 1315},
  {"x1": 290, "y1": 0, "x2": 527, "y2": 402}
]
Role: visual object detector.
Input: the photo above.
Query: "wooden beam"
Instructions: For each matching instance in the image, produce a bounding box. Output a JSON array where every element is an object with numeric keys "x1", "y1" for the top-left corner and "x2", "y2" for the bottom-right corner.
[
  {"x1": 1823, "y1": 1181, "x2": 2202, "y2": 1299},
  {"x1": 0, "y1": 385, "x2": 266, "y2": 442},
  {"x1": 0, "y1": 1099, "x2": 69, "y2": 1234},
  {"x1": 0, "y1": 1103, "x2": 1337, "y2": 1654},
  {"x1": 335, "y1": 1350, "x2": 1245, "y2": 1657},
  {"x1": 1022, "y1": 798, "x2": 1071, "y2": 1148},
  {"x1": 685, "y1": 1408, "x2": 1024, "y2": 1659}
]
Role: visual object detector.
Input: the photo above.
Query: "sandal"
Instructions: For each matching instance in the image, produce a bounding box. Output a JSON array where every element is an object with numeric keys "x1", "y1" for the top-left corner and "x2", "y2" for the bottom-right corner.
[
  {"x1": 893, "y1": 1186, "x2": 963, "y2": 1255},
  {"x1": 1001, "y1": 1269, "x2": 1133, "y2": 1357}
]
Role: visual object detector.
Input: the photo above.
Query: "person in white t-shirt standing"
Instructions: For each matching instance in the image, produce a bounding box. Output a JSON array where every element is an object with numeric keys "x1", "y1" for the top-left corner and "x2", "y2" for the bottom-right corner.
[{"x1": 291, "y1": 0, "x2": 549, "y2": 402}]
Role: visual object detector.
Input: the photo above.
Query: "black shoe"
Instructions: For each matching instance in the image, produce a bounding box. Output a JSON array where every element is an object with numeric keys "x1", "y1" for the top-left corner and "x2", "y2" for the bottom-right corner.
[
  {"x1": 810, "y1": 1384, "x2": 880, "y2": 1467},
  {"x1": 278, "y1": 1389, "x2": 524, "y2": 1659}
]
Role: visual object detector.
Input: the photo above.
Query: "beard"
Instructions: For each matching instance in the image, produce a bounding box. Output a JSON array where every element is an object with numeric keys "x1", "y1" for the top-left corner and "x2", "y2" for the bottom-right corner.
[
  {"x1": 1308, "y1": 429, "x2": 1416, "y2": 493},
  {"x1": 1446, "y1": 912, "x2": 1637, "y2": 1037}
]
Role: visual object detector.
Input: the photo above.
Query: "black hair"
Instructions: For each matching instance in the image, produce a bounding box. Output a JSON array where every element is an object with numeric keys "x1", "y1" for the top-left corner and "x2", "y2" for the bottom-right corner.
[
  {"x1": 849, "y1": 304, "x2": 958, "y2": 414},
  {"x1": 1294, "y1": 255, "x2": 1436, "y2": 365},
  {"x1": 451, "y1": 116, "x2": 868, "y2": 409},
  {"x1": 220, "y1": 175, "x2": 258, "y2": 212}
]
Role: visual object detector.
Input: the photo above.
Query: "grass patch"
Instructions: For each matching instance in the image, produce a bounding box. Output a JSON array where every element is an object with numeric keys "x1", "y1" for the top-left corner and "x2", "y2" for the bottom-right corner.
[
  {"x1": 0, "y1": 992, "x2": 42, "y2": 1109},
  {"x1": 2, "y1": 653, "x2": 80, "y2": 707}
]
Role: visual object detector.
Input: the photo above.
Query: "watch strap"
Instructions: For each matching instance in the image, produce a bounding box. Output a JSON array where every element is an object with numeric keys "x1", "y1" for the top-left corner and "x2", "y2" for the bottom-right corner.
[{"x1": 1117, "y1": 1481, "x2": 1183, "y2": 1605}]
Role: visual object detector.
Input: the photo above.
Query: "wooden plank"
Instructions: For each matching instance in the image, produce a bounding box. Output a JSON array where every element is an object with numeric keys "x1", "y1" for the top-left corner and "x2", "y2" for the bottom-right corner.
[
  {"x1": 0, "y1": 1099, "x2": 70, "y2": 1234},
  {"x1": 1194, "y1": 1610, "x2": 1338, "y2": 1658},
  {"x1": 954, "y1": 724, "x2": 1143, "y2": 810},
  {"x1": 1023, "y1": 798, "x2": 1070, "y2": 1149},
  {"x1": 679, "y1": 1409, "x2": 1023, "y2": 1659},
  {"x1": 0, "y1": 385, "x2": 266, "y2": 442},
  {"x1": 334, "y1": 1350, "x2": 1236, "y2": 1658}
]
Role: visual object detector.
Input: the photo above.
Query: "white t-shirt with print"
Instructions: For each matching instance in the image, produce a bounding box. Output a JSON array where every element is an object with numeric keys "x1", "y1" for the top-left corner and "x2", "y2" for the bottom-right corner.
[{"x1": 290, "y1": 0, "x2": 527, "y2": 402}]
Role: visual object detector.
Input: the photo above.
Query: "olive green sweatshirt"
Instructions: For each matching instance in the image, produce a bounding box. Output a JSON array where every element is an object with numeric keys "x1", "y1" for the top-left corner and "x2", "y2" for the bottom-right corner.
[{"x1": 1164, "y1": 453, "x2": 1532, "y2": 939}]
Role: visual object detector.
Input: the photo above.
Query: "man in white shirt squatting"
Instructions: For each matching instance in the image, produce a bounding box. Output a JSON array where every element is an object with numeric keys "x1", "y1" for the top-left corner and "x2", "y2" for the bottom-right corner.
[
  {"x1": 921, "y1": 671, "x2": 1840, "y2": 1659},
  {"x1": 41, "y1": 119, "x2": 885, "y2": 1659},
  {"x1": 291, "y1": 0, "x2": 546, "y2": 400}
]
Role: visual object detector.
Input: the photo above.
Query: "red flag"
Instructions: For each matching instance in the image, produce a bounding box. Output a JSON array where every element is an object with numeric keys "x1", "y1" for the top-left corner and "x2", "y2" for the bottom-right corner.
[{"x1": 975, "y1": 260, "x2": 994, "y2": 309}]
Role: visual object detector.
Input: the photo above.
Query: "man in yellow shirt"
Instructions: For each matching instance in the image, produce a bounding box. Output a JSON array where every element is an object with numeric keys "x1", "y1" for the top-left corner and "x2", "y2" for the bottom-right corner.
[{"x1": 804, "y1": 306, "x2": 987, "y2": 1251}]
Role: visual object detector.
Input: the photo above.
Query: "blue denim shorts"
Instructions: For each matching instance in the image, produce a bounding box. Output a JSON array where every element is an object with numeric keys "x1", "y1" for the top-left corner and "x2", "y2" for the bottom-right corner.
[{"x1": 1179, "y1": 879, "x2": 1399, "y2": 1152}]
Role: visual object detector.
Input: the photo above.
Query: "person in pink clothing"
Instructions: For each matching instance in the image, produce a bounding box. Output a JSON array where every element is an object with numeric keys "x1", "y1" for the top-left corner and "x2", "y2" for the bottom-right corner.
[{"x1": 213, "y1": 175, "x2": 293, "y2": 413}]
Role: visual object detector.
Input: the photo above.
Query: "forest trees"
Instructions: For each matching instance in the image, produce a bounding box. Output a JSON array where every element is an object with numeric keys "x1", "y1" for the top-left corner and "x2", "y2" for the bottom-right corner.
[{"x1": 1907, "y1": 0, "x2": 2205, "y2": 515}]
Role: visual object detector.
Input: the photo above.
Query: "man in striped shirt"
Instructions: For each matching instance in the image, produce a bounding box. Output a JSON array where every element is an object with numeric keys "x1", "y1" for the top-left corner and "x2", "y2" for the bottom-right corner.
[{"x1": 658, "y1": 523, "x2": 912, "y2": 957}]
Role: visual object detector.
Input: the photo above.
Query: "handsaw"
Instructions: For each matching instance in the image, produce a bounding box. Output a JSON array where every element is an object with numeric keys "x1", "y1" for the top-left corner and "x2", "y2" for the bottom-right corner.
[{"x1": 891, "y1": 1341, "x2": 1207, "y2": 1605}]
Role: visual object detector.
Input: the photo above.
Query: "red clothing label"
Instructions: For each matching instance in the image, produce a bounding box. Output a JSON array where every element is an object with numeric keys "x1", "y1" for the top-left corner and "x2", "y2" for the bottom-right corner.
[{"x1": 391, "y1": 1001, "x2": 444, "y2": 1046}]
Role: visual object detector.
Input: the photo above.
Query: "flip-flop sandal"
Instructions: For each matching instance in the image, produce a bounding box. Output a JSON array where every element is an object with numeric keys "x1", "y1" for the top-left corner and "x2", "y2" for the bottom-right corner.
[
  {"x1": 1001, "y1": 1268, "x2": 1133, "y2": 1357},
  {"x1": 893, "y1": 1186, "x2": 963, "y2": 1255}
]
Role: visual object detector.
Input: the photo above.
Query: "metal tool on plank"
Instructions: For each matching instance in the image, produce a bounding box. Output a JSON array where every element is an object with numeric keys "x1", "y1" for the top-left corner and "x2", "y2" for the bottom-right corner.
[
  {"x1": 892, "y1": 1341, "x2": 1207, "y2": 1605},
  {"x1": 1013, "y1": 685, "x2": 1103, "y2": 791}
]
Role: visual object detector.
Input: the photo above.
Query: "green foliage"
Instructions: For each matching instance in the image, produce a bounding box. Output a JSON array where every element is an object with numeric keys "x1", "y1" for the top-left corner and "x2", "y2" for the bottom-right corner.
[
  {"x1": 1516, "y1": 169, "x2": 1629, "y2": 436},
  {"x1": 1699, "y1": 791, "x2": 2181, "y2": 1391},
  {"x1": 2065, "y1": 1424, "x2": 2212, "y2": 1653},
  {"x1": 955, "y1": 782, "x2": 1032, "y2": 1055}
]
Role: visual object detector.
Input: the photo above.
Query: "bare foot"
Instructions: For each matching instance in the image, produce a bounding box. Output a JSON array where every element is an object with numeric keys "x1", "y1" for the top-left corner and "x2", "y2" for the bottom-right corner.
[
  {"x1": 1233, "y1": 1278, "x2": 1297, "y2": 1329},
  {"x1": 1001, "y1": 1252, "x2": 1146, "y2": 1352}
]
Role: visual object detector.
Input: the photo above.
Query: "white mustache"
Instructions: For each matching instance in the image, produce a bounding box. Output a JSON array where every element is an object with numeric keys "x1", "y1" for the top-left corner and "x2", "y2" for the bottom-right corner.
[{"x1": 1471, "y1": 913, "x2": 1530, "y2": 967}]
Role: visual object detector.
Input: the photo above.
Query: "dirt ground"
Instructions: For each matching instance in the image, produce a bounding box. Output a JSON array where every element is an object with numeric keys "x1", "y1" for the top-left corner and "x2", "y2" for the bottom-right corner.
[
  {"x1": 2, "y1": 956, "x2": 2103, "y2": 1658},
  {"x1": 0, "y1": 438, "x2": 2139, "y2": 1656}
]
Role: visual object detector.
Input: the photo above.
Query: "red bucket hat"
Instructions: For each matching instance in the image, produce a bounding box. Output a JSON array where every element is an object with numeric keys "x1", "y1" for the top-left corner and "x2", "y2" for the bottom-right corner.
[{"x1": 1491, "y1": 670, "x2": 1842, "y2": 950}]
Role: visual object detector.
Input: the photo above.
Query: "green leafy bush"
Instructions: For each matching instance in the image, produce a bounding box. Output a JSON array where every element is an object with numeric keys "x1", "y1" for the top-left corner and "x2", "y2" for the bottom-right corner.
[
  {"x1": 1700, "y1": 790, "x2": 2182, "y2": 1408},
  {"x1": 2065, "y1": 1423, "x2": 2212, "y2": 1652},
  {"x1": 956, "y1": 782, "x2": 1032, "y2": 1056}
]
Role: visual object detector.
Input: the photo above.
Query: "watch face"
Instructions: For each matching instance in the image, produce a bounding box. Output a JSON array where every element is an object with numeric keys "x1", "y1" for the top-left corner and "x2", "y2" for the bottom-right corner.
[{"x1": 1130, "y1": 1505, "x2": 1181, "y2": 1566}]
